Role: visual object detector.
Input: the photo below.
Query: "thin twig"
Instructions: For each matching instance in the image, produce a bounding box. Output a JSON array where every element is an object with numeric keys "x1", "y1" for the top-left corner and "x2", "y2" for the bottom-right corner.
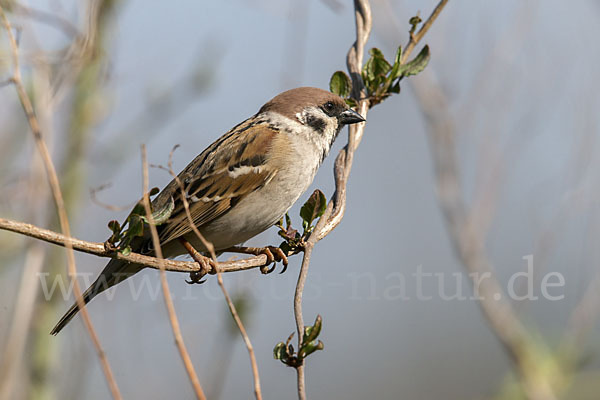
[
  {"x1": 165, "y1": 147, "x2": 263, "y2": 400},
  {"x1": 0, "y1": 6, "x2": 122, "y2": 400},
  {"x1": 140, "y1": 146, "x2": 207, "y2": 400},
  {"x1": 400, "y1": 0, "x2": 449, "y2": 64}
]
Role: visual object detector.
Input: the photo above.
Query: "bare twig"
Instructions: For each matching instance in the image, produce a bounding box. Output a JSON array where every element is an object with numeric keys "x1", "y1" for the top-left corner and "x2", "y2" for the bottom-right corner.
[
  {"x1": 140, "y1": 146, "x2": 207, "y2": 400},
  {"x1": 0, "y1": 217, "x2": 275, "y2": 273},
  {"x1": 0, "y1": 6, "x2": 122, "y2": 399},
  {"x1": 400, "y1": 0, "x2": 449, "y2": 64},
  {"x1": 165, "y1": 147, "x2": 263, "y2": 400}
]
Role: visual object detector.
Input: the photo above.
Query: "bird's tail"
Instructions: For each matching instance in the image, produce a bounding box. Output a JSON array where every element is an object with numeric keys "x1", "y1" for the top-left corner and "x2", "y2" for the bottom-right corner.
[{"x1": 50, "y1": 258, "x2": 142, "y2": 335}]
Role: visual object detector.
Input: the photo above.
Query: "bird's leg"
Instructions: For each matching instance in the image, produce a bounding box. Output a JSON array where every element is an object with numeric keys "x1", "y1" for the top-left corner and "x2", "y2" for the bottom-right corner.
[
  {"x1": 223, "y1": 246, "x2": 289, "y2": 274},
  {"x1": 179, "y1": 238, "x2": 216, "y2": 284}
]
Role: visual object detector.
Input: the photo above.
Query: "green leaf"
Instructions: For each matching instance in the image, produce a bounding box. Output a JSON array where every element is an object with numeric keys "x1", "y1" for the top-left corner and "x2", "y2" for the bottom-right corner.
[
  {"x1": 273, "y1": 342, "x2": 289, "y2": 361},
  {"x1": 409, "y1": 15, "x2": 422, "y2": 33},
  {"x1": 398, "y1": 45, "x2": 430, "y2": 78},
  {"x1": 303, "y1": 314, "x2": 323, "y2": 343},
  {"x1": 387, "y1": 45, "x2": 403, "y2": 84},
  {"x1": 362, "y1": 54, "x2": 374, "y2": 83},
  {"x1": 362, "y1": 48, "x2": 392, "y2": 94},
  {"x1": 370, "y1": 48, "x2": 392, "y2": 75},
  {"x1": 106, "y1": 220, "x2": 123, "y2": 245},
  {"x1": 120, "y1": 246, "x2": 131, "y2": 256},
  {"x1": 279, "y1": 241, "x2": 292, "y2": 255},
  {"x1": 329, "y1": 71, "x2": 352, "y2": 98},
  {"x1": 300, "y1": 189, "x2": 327, "y2": 230},
  {"x1": 394, "y1": 45, "x2": 403, "y2": 67},
  {"x1": 285, "y1": 213, "x2": 292, "y2": 229},
  {"x1": 127, "y1": 215, "x2": 144, "y2": 238},
  {"x1": 389, "y1": 81, "x2": 401, "y2": 94},
  {"x1": 129, "y1": 202, "x2": 145, "y2": 218},
  {"x1": 108, "y1": 220, "x2": 121, "y2": 233},
  {"x1": 302, "y1": 220, "x2": 309, "y2": 233},
  {"x1": 345, "y1": 98, "x2": 358, "y2": 108},
  {"x1": 298, "y1": 340, "x2": 324, "y2": 360}
]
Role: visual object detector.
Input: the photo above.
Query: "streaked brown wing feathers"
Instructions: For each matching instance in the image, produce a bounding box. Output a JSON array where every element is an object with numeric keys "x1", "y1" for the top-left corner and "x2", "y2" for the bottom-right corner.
[{"x1": 156, "y1": 122, "x2": 279, "y2": 245}]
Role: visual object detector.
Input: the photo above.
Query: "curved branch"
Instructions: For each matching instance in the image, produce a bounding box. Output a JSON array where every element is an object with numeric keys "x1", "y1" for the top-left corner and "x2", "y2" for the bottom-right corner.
[
  {"x1": 291, "y1": 1, "x2": 450, "y2": 398},
  {"x1": 292, "y1": 1, "x2": 372, "y2": 399}
]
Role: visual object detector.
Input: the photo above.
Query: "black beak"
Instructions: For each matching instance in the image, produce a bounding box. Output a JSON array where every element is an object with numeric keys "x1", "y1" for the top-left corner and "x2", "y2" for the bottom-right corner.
[{"x1": 339, "y1": 109, "x2": 366, "y2": 125}]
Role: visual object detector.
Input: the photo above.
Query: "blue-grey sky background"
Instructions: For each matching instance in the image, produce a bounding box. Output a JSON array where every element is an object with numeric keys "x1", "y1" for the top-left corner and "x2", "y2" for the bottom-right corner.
[{"x1": 1, "y1": 0, "x2": 600, "y2": 399}]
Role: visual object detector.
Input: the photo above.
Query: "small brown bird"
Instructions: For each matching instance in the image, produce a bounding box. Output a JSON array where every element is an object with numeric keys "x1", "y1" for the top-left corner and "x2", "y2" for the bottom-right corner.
[{"x1": 51, "y1": 87, "x2": 365, "y2": 335}]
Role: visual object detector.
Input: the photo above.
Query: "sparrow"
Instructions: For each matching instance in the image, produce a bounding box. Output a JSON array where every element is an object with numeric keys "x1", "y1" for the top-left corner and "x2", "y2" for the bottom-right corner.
[{"x1": 50, "y1": 86, "x2": 365, "y2": 335}]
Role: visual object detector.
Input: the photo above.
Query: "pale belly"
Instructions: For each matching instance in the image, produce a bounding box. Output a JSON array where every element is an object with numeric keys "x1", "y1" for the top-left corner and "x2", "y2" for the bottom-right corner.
[{"x1": 162, "y1": 163, "x2": 316, "y2": 257}]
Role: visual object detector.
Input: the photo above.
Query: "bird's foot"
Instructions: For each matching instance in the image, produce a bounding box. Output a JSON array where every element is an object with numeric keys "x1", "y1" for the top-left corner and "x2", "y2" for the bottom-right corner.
[
  {"x1": 224, "y1": 246, "x2": 289, "y2": 274},
  {"x1": 179, "y1": 238, "x2": 216, "y2": 284}
]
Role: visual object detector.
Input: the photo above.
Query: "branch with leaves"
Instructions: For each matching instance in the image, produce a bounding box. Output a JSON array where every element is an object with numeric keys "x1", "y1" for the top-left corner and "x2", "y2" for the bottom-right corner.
[{"x1": 270, "y1": 1, "x2": 449, "y2": 399}]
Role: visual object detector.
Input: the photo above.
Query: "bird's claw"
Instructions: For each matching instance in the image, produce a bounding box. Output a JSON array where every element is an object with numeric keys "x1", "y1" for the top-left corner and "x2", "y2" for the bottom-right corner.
[
  {"x1": 179, "y1": 238, "x2": 215, "y2": 284},
  {"x1": 186, "y1": 270, "x2": 207, "y2": 284},
  {"x1": 260, "y1": 263, "x2": 277, "y2": 274},
  {"x1": 270, "y1": 246, "x2": 289, "y2": 274},
  {"x1": 258, "y1": 246, "x2": 288, "y2": 275}
]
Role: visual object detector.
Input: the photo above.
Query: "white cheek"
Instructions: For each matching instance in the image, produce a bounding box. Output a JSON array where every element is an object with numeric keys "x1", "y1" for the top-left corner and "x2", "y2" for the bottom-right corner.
[
  {"x1": 324, "y1": 118, "x2": 338, "y2": 136},
  {"x1": 295, "y1": 111, "x2": 307, "y2": 125}
]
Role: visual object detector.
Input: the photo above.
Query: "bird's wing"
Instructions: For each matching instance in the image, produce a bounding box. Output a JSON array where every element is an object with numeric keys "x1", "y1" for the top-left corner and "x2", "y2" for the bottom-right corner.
[{"x1": 154, "y1": 120, "x2": 280, "y2": 245}]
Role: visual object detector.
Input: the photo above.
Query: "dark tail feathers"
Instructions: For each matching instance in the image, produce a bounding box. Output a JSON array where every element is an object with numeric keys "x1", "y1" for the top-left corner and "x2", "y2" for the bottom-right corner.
[{"x1": 50, "y1": 259, "x2": 140, "y2": 335}]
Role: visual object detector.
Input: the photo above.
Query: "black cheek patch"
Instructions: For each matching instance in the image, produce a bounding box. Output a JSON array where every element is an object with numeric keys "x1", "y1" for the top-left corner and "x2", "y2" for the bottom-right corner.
[{"x1": 306, "y1": 115, "x2": 326, "y2": 134}]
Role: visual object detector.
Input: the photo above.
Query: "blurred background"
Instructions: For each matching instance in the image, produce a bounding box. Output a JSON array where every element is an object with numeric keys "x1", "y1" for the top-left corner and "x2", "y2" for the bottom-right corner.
[{"x1": 1, "y1": 0, "x2": 599, "y2": 399}]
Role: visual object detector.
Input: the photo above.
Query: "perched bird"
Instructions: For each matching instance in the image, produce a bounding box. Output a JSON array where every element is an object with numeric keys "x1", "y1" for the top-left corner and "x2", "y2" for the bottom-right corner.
[{"x1": 50, "y1": 87, "x2": 365, "y2": 335}]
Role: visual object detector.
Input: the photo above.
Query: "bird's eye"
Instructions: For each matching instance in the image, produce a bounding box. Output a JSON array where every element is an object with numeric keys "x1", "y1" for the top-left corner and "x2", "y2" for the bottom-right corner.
[{"x1": 324, "y1": 101, "x2": 334, "y2": 110}]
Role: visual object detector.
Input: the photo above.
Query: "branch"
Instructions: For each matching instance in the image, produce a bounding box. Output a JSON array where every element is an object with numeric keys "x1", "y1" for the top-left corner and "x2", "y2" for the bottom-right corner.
[
  {"x1": 289, "y1": 1, "x2": 450, "y2": 398},
  {"x1": 292, "y1": 1, "x2": 372, "y2": 398},
  {"x1": 0, "y1": 6, "x2": 122, "y2": 400},
  {"x1": 0, "y1": 217, "x2": 274, "y2": 274}
]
